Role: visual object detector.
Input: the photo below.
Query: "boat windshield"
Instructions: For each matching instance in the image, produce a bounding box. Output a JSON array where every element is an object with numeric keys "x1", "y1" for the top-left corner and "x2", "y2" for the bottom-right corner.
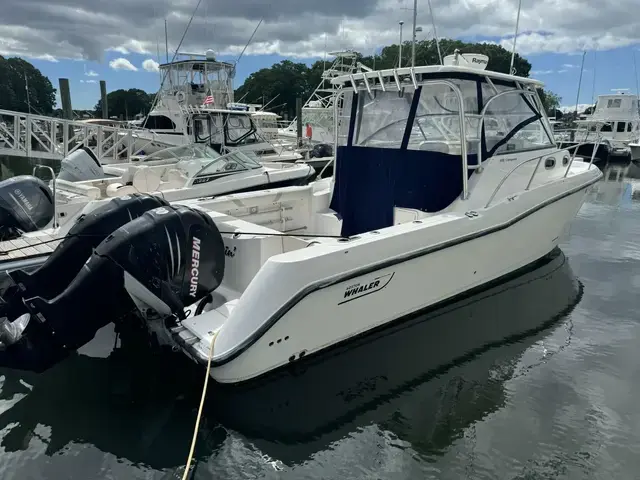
[
  {"x1": 143, "y1": 144, "x2": 221, "y2": 162},
  {"x1": 344, "y1": 78, "x2": 555, "y2": 157},
  {"x1": 190, "y1": 150, "x2": 262, "y2": 179}
]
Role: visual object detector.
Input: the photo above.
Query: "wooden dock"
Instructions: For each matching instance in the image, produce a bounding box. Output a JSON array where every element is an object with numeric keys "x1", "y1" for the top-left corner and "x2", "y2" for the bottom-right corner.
[{"x1": 0, "y1": 233, "x2": 61, "y2": 260}]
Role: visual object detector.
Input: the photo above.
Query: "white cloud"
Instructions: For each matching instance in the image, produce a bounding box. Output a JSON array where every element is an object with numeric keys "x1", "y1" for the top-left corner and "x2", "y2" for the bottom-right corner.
[
  {"x1": 0, "y1": 0, "x2": 638, "y2": 63},
  {"x1": 142, "y1": 58, "x2": 159, "y2": 72},
  {"x1": 109, "y1": 57, "x2": 138, "y2": 71},
  {"x1": 85, "y1": 69, "x2": 99, "y2": 77},
  {"x1": 562, "y1": 63, "x2": 579, "y2": 68},
  {"x1": 80, "y1": 79, "x2": 98, "y2": 83},
  {"x1": 531, "y1": 69, "x2": 554, "y2": 75},
  {"x1": 559, "y1": 103, "x2": 595, "y2": 113}
]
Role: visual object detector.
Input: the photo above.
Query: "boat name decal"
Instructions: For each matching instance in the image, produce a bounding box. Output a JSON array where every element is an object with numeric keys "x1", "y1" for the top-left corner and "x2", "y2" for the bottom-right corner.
[
  {"x1": 192, "y1": 172, "x2": 235, "y2": 185},
  {"x1": 224, "y1": 246, "x2": 237, "y2": 258},
  {"x1": 339, "y1": 272, "x2": 394, "y2": 305},
  {"x1": 192, "y1": 175, "x2": 216, "y2": 185},
  {"x1": 189, "y1": 236, "x2": 201, "y2": 297},
  {"x1": 498, "y1": 157, "x2": 518, "y2": 163}
]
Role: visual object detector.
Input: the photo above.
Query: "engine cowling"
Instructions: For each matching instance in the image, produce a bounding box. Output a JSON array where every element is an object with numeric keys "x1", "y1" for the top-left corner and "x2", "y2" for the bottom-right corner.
[
  {"x1": 57, "y1": 147, "x2": 105, "y2": 182},
  {"x1": 2, "y1": 193, "x2": 170, "y2": 321},
  {"x1": 0, "y1": 175, "x2": 54, "y2": 240},
  {"x1": 0, "y1": 204, "x2": 225, "y2": 373}
]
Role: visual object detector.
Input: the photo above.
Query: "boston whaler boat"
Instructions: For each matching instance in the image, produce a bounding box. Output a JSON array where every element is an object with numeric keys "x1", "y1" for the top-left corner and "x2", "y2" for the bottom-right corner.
[{"x1": 0, "y1": 53, "x2": 602, "y2": 384}]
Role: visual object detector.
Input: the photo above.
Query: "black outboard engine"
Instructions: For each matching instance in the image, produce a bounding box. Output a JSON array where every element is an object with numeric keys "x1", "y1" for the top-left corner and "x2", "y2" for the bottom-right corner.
[
  {"x1": 0, "y1": 193, "x2": 170, "y2": 322},
  {"x1": 309, "y1": 143, "x2": 333, "y2": 159},
  {"x1": 0, "y1": 204, "x2": 226, "y2": 373},
  {"x1": 57, "y1": 147, "x2": 105, "y2": 182},
  {"x1": 0, "y1": 175, "x2": 54, "y2": 240}
]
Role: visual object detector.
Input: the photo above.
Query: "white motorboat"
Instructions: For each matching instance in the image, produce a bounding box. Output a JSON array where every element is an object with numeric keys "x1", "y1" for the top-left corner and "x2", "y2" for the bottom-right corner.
[
  {"x1": 630, "y1": 141, "x2": 640, "y2": 161},
  {"x1": 0, "y1": 54, "x2": 602, "y2": 386},
  {"x1": 120, "y1": 52, "x2": 303, "y2": 164},
  {"x1": 558, "y1": 91, "x2": 640, "y2": 162},
  {"x1": 52, "y1": 143, "x2": 314, "y2": 229}
]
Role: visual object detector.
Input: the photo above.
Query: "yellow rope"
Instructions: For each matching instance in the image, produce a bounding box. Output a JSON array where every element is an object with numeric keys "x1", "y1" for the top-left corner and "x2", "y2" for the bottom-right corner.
[{"x1": 181, "y1": 331, "x2": 217, "y2": 480}]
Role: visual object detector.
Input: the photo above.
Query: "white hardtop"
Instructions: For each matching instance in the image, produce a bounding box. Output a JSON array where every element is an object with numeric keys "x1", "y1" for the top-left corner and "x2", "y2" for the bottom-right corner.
[
  {"x1": 331, "y1": 63, "x2": 544, "y2": 89},
  {"x1": 588, "y1": 92, "x2": 639, "y2": 120}
]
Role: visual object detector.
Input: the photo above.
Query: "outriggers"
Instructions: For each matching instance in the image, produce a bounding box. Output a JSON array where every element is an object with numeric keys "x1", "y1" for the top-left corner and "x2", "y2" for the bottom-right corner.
[{"x1": 0, "y1": 52, "x2": 602, "y2": 384}]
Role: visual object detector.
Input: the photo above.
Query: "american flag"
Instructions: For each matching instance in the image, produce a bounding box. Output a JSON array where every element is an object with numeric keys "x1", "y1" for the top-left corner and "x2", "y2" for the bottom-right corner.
[{"x1": 202, "y1": 95, "x2": 214, "y2": 106}]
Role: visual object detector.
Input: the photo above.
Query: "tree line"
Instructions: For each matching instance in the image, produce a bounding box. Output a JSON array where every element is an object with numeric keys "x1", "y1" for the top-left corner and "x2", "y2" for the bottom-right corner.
[
  {"x1": 235, "y1": 38, "x2": 563, "y2": 118},
  {"x1": 0, "y1": 38, "x2": 563, "y2": 121}
]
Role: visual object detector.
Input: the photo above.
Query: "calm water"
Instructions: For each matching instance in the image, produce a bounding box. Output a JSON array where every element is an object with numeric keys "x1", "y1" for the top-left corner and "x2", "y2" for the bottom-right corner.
[{"x1": 1, "y1": 161, "x2": 640, "y2": 480}]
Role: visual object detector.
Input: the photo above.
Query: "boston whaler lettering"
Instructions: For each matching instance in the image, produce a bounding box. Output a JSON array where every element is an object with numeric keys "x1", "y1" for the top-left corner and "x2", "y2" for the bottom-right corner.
[{"x1": 0, "y1": 52, "x2": 602, "y2": 384}]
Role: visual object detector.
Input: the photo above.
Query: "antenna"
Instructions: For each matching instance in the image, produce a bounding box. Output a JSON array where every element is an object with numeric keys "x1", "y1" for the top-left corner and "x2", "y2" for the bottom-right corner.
[
  {"x1": 399, "y1": 21, "x2": 404, "y2": 68},
  {"x1": 411, "y1": 0, "x2": 417, "y2": 68},
  {"x1": 164, "y1": 19, "x2": 169, "y2": 64},
  {"x1": 633, "y1": 52, "x2": 639, "y2": 98},
  {"x1": 591, "y1": 48, "x2": 597, "y2": 105},
  {"x1": 143, "y1": 0, "x2": 204, "y2": 128},
  {"x1": 509, "y1": 0, "x2": 523, "y2": 74},
  {"x1": 426, "y1": 0, "x2": 442, "y2": 65},
  {"x1": 574, "y1": 50, "x2": 587, "y2": 117},
  {"x1": 235, "y1": 18, "x2": 264, "y2": 70}
]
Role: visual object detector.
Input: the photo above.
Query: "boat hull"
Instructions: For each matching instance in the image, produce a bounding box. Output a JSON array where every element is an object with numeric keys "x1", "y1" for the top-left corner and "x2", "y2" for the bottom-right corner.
[
  {"x1": 208, "y1": 178, "x2": 595, "y2": 384},
  {"x1": 631, "y1": 143, "x2": 640, "y2": 162}
]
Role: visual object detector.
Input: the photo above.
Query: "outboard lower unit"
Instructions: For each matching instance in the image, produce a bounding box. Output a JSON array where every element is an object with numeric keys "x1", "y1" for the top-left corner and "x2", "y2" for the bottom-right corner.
[
  {"x1": 0, "y1": 175, "x2": 54, "y2": 240},
  {"x1": 0, "y1": 204, "x2": 226, "y2": 373}
]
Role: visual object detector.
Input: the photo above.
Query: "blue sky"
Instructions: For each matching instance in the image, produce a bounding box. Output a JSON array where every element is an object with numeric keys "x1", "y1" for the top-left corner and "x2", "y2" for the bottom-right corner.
[{"x1": 29, "y1": 44, "x2": 640, "y2": 111}]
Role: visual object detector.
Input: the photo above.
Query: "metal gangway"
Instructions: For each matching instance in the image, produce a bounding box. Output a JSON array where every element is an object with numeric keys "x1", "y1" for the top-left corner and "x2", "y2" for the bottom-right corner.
[{"x1": 0, "y1": 108, "x2": 171, "y2": 163}]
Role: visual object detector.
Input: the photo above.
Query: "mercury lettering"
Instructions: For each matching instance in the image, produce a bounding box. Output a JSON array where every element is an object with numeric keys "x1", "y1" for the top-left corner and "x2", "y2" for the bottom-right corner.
[{"x1": 189, "y1": 237, "x2": 201, "y2": 297}]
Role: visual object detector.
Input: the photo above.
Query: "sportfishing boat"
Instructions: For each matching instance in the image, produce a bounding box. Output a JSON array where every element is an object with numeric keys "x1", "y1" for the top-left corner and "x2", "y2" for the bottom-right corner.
[
  {"x1": 558, "y1": 91, "x2": 640, "y2": 162},
  {"x1": 0, "y1": 53, "x2": 602, "y2": 384},
  {"x1": 121, "y1": 52, "x2": 302, "y2": 163}
]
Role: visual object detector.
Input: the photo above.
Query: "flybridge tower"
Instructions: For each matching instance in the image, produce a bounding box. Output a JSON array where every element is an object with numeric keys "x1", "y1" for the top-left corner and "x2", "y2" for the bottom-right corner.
[{"x1": 156, "y1": 50, "x2": 236, "y2": 110}]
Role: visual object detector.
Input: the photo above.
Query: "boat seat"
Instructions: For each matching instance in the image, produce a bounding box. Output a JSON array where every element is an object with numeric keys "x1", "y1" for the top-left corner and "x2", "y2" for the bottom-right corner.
[{"x1": 54, "y1": 179, "x2": 101, "y2": 200}]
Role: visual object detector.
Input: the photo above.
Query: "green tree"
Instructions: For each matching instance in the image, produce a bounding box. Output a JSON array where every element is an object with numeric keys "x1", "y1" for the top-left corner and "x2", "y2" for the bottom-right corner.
[
  {"x1": 94, "y1": 88, "x2": 154, "y2": 120},
  {"x1": 233, "y1": 38, "x2": 562, "y2": 118},
  {"x1": 234, "y1": 60, "x2": 311, "y2": 118},
  {"x1": 359, "y1": 39, "x2": 532, "y2": 76},
  {"x1": 537, "y1": 89, "x2": 562, "y2": 115},
  {"x1": 0, "y1": 56, "x2": 56, "y2": 114}
]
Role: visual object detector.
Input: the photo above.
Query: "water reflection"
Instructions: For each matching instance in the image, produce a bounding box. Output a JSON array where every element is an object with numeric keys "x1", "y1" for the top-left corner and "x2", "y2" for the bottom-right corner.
[
  {"x1": 212, "y1": 248, "x2": 581, "y2": 468},
  {"x1": 587, "y1": 159, "x2": 640, "y2": 205},
  {"x1": 0, "y1": 247, "x2": 582, "y2": 478}
]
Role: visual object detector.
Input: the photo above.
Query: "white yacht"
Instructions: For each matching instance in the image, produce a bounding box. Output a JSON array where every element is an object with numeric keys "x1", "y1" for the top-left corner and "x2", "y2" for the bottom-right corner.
[
  {"x1": 0, "y1": 53, "x2": 602, "y2": 385},
  {"x1": 559, "y1": 91, "x2": 640, "y2": 162},
  {"x1": 121, "y1": 51, "x2": 302, "y2": 163}
]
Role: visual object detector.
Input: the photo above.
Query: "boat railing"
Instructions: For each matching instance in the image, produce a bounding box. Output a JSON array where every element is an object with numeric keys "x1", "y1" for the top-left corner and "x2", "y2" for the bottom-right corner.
[
  {"x1": 475, "y1": 89, "x2": 552, "y2": 166},
  {"x1": 0, "y1": 108, "x2": 170, "y2": 163},
  {"x1": 484, "y1": 138, "x2": 602, "y2": 208}
]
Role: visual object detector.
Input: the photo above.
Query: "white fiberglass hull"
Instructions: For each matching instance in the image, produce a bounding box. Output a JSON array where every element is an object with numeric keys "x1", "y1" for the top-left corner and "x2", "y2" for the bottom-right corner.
[{"x1": 188, "y1": 169, "x2": 599, "y2": 384}]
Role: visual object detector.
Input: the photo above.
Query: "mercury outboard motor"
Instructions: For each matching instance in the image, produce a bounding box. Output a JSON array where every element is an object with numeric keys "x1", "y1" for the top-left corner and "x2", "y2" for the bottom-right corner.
[
  {"x1": 0, "y1": 175, "x2": 54, "y2": 240},
  {"x1": 0, "y1": 204, "x2": 225, "y2": 373},
  {"x1": 0, "y1": 193, "x2": 170, "y2": 322},
  {"x1": 57, "y1": 147, "x2": 105, "y2": 182}
]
